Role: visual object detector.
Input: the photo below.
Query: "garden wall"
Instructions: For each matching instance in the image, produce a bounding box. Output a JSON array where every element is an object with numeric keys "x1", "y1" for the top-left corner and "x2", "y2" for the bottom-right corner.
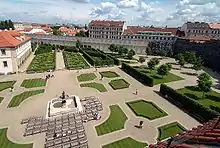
[
  {"x1": 121, "y1": 63, "x2": 153, "y2": 87},
  {"x1": 159, "y1": 84, "x2": 219, "y2": 123}
]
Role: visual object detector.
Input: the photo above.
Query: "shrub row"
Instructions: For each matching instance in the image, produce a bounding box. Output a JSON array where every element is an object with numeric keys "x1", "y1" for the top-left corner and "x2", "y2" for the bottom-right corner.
[
  {"x1": 63, "y1": 46, "x2": 79, "y2": 52},
  {"x1": 159, "y1": 84, "x2": 219, "y2": 123},
  {"x1": 121, "y1": 63, "x2": 154, "y2": 87},
  {"x1": 96, "y1": 48, "x2": 121, "y2": 65},
  {"x1": 80, "y1": 47, "x2": 114, "y2": 67}
]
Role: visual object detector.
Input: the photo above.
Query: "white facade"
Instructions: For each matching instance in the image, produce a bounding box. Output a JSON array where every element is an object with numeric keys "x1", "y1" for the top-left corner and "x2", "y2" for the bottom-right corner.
[{"x1": 0, "y1": 40, "x2": 32, "y2": 74}]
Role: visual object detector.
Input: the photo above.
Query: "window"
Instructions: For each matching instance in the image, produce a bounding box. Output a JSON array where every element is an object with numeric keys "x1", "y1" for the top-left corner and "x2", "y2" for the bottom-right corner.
[
  {"x1": 1, "y1": 49, "x2": 6, "y2": 55},
  {"x1": 3, "y1": 61, "x2": 8, "y2": 67}
]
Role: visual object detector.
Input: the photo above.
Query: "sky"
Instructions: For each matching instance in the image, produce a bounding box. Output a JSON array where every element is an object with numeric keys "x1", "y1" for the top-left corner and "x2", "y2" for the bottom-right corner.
[{"x1": 1, "y1": 0, "x2": 220, "y2": 27}]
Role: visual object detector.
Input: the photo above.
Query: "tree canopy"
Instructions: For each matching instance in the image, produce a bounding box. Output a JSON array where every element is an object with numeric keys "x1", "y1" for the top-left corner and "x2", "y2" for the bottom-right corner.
[
  {"x1": 197, "y1": 73, "x2": 213, "y2": 98},
  {"x1": 127, "y1": 49, "x2": 135, "y2": 59},
  {"x1": 157, "y1": 64, "x2": 169, "y2": 77},
  {"x1": 0, "y1": 20, "x2": 14, "y2": 30}
]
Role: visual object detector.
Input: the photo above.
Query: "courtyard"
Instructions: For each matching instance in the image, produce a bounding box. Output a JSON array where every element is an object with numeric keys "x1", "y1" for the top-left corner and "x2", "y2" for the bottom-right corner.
[{"x1": 0, "y1": 54, "x2": 218, "y2": 148}]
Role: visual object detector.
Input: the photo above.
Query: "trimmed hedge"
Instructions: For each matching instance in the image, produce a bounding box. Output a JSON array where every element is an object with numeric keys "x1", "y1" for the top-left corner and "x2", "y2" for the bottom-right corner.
[
  {"x1": 35, "y1": 44, "x2": 55, "y2": 55},
  {"x1": 159, "y1": 84, "x2": 219, "y2": 123},
  {"x1": 96, "y1": 48, "x2": 121, "y2": 65},
  {"x1": 121, "y1": 63, "x2": 153, "y2": 87},
  {"x1": 80, "y1": 47, "x2": 114, "y2": 67}
]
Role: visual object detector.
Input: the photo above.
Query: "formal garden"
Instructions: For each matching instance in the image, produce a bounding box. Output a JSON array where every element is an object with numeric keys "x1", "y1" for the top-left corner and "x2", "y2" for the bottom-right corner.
[
  {"x1": 126, "y1": 100, "x2": 168, "y2": 120},
  {"x1": 77, "y1": 73, "x2": 97, "y2": 82},
  {"x1": 80, "y1": 82, "x2": 107, "y2": 92},
  {"x1": 95, "y1": 105, "x2": 128, "y2": 136},
  {"x1": 27, "y1": 52, "x2": 56, "y2": 73},
  {"x1": 157, "y1": 122, "x2": 186, "y2": 141},
  {"x1": 0, "y1": 81, "x2": 16, "y2": 91},
  {"x1": 109, "y1": 79, "x2": 130, "y2": 90},
  {"x1": 63, "y1": 51, "x2": 90, "y2": 69},
  {"x1": 102, "y1": 137, "x2": 147, "y2": 148},
  {"x1": 8, "y1": 89, "x2": 45, "y2": 108},
  {"x1": 0, "y1": 128, "x2": 33, "y2": 148},
  {"x1": 21, "y1": 78, "x2": 46, "y2": 88}
]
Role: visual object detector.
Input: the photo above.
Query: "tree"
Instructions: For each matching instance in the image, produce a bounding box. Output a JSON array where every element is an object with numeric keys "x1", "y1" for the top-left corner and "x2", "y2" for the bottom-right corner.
[
  {"x1": 193, "y1": 57, "x2": 203, "y2": 75},
  {"x1": 178, "y1": 54, "x2": 185, "y2": 68},
  {"x1": 127, "y1": 49, "x2": 135, "y2": 59},
  {"x1": 76, "y1": 40, "x2": 82, "y2": 49},
  {"x1": 108, "y1": 44, "x2": 117, "y2": 53},
  {"x1": 197, "y1": 73, "x2": 213, "y2": 98},
  {"x1": 157, "y1": 64, "x2": 169, "y2": 78},
  {"x1": 184, "y1": 51, "x2": 196, "y2": 64},
  {"x1": 167, "y1": 63, "x2": 172, "y2": 71},
  {"x1": 147, "y1": 58, "x2": 159, "y2": 70},
  {"x1": 139, "y1": 56, "x2": 146, "y2": 63}
]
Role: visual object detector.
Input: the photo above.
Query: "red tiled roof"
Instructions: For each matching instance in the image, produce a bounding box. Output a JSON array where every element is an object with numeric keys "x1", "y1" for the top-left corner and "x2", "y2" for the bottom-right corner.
[
  {"x1": 209, "y1": 24, "x2": 220, "y2": 29},
  {"x1": 149, "y1": 117, "x2": 220, "y2": 148},
  {"x1": 90, "y1": 20, "x2": 125, "y2": 26},
  {"x1": 0, "y1": 31, "x2": 31, "y2": 47},
  {"x1": 124, "y1": 26, "x2": 178, "y2": 35}
]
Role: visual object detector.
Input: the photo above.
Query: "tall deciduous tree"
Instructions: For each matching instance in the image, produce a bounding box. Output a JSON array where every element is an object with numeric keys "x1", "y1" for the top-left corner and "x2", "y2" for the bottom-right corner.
[
  {"x1": 147, "y1": 58, "x2": 160, "y2": 70},
  {"x1": 178, "y1": 54, "x2": 185, "y2": 69},
  {"x1": 127, "y1": 49, "x2": 135, "y2": 59},
  {"x1": 157, "y1": 64, "x2": 169, "y2": 78},
  {"x1": 184, "y1": 51, "x2": 196, "y2": 64},
  {"x1": 193, "y1": 57, "x2": 203, "y2": 74},
  {"x1": 197, "y1": 73, "x2": 213, "y2": 98}
]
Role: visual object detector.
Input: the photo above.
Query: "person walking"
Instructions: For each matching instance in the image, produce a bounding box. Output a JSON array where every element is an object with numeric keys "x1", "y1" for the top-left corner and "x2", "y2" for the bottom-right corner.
[
  {"x1": 139, "y1": 120, "x2": 144, "y2": 129},
  {"x1": 10, "y1": 86, "x2": 14, "y2": 92},
  {"x1": 135, "y1": 89, "x2": 138, "y2": 95}
]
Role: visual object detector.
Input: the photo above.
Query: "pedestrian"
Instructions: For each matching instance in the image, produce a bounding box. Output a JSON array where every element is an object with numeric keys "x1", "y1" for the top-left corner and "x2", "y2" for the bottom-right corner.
[
  {"x1": 139, "y1": 120, "x2": 144, "y2": 129},
  {"x1": 135, "y1": 89, "x2": 138, "y2": 95},
  {"x1": 101, "y1": 75, "x2": 103, "y2": 80}
]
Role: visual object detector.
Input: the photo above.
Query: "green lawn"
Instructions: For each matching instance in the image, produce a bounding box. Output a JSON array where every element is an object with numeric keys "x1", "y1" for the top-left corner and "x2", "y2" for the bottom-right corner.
[
  {"x1": 27, "y1": 52, "x2": 55, "y2": 72},
  {"x1": 177, "y1": 86, "x2": 220, "y2": 113},
  {"x1": 0, "y1": 97, "x2": 4, "y2": 103},
  {"x1": 0, "y1": 128, "x2": 33, "y2": 148},
  {"x1": 8, "y1": 89, "x2": 45, "y2": 108},
  {"x1": 77, "y1": 73, "x2": 97, "y2": 82},
  {"x1": 127, "y1": 100, "x2": 168, "y2": 120},
  {"x1": 21, "y1": 78, "x2": 46, "y2": 88},
  {"x1": 80, "y1": 82, "x2": 107, "y2": 92},
  {"x1": 99, "y1": 71, "x2": 119, "y2": 78},
  {"x1": 102, "y1": 137, "x2": 147, "y2": 148},
  {"x1": 134, "y1": 67, "x2": 184, "y2": 85},
  {"x1": 0, "y1": 81, "x2": 16, "y2": 92},
  {"x1": 95, "y1": 105, "x2": 128, "y2": 136},
  {"x1": 109, "y1": 79, "x2": 130, "y2": 90},
  {"x1": 157, "y1": 122, "x2": 186, "y2": 141},
  {"x1": 63, "y1": 52, "x2": 89, "y2": 69}
]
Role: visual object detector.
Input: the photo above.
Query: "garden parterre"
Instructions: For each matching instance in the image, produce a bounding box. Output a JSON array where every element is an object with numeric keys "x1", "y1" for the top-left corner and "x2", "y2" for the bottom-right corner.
[
  {"x1": 27, "y1": 52, "x2": 55, "y2": 73},
  {"x1": 63, "y1": 52, "x2": 89, "y2": 69}
]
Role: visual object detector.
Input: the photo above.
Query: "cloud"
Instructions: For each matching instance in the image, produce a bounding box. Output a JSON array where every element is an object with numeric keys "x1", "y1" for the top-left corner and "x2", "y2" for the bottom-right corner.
[
  {"x1": 167, "y1": 0, "x2": 220, "y2": 23},
  {"x1": 89, "y1": 2, "x2": 117, "y2": 18},
  {"x1": 117, "y1": 0, "x2": 139, "y2": 8}
]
